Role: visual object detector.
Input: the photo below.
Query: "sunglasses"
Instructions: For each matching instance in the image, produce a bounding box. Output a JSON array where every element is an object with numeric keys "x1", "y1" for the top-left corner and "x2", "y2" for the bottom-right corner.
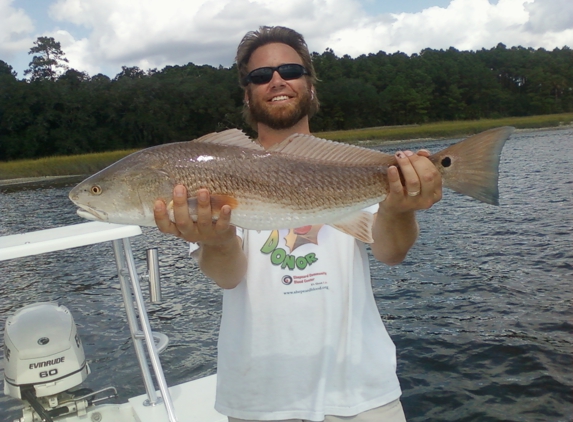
[{"x1": 243, "y1": 63, "x2": 309, "y2": 85}]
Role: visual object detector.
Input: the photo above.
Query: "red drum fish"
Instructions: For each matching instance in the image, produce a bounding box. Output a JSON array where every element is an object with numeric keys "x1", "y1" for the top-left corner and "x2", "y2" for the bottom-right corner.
[{"x1": 69, "y1": 127, "x2": 513, "y2": 243}]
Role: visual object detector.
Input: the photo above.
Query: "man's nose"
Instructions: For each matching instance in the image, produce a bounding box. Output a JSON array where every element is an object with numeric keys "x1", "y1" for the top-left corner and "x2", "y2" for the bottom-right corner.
[{"x1": 268, "y1": 69, "x2": 287, "y2": 87}]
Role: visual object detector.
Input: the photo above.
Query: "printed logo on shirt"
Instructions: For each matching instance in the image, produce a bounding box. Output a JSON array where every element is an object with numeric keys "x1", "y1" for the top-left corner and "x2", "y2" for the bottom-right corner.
[
  {"x1": 260, "y1": 225, "x2": 323, "y2": 270},
  {"x1": 283, "y1": 273, "x2": 329, "y2": 295}
]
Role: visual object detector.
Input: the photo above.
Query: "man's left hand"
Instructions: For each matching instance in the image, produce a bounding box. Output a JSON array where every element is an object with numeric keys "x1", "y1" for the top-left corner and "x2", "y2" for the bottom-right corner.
[{"x1": 380, "y1": 149, "x2": 442, "y2": 214}]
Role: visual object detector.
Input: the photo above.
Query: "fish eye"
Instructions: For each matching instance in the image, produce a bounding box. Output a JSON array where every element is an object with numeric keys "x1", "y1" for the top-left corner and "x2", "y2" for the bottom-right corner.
[{"x1": 90, "y1": 185, "x2": 103, "y2": 195}]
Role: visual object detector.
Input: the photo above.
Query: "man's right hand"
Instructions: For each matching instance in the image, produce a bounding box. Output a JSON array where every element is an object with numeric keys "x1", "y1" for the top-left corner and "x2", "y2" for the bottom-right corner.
[
  {"x1": 154, "y1": 185, "x2": 237, "y2": 246},
  {"x1": 155, "y1": 185, "x2": 246, "y2": 288}
]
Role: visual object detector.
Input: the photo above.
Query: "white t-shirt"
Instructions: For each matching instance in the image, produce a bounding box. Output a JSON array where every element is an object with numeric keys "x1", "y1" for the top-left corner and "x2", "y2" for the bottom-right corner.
[{"x1": 209, "y1": 216, "x2": 402, "y2": 421}]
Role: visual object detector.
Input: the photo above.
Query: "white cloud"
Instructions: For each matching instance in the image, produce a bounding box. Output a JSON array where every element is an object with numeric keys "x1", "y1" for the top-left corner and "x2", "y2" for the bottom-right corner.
[
  {"x1": 43, "y1": 0, "x2": 351, "y2": 74},
  {"x1": 324, "y1": 0, "x2": 535, "y2": 55},
  {"x1": 0, "y1": 0, "x2": 35, "y2": 60},
  {"x1": 525, "y1": 0, "x2": 573, "y2": 33},
  {"x1": 25, "y1": 0, "x2": 572, "y2": 77}
]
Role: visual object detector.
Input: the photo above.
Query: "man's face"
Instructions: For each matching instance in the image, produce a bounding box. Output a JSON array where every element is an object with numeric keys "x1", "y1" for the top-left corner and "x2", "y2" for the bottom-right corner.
[{"x1": 245, "y1": 43, "x2": 312, "y2": 130}]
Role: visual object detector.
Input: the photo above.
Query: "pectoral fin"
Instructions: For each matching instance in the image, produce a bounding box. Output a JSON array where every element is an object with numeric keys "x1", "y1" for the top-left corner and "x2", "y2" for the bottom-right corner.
[{"x1": 331, "y1": 211, "x2": 374, "y2": 243}]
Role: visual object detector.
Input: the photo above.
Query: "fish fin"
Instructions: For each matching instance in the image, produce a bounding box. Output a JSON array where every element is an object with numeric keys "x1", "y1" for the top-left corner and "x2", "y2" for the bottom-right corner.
[
  {"x1": 167, "y1": 195, "x2": 239, "y2": 223},
  {"x1": 268, "y1": 133, "x2": 394, "y2": 165},
  {"x1": 331, "y1": 211, "x2": 374, "y2": 243},
  {"x1": 190, "y1": 246, "x2": 201, "y2": 261},
  {"x1": 209, "y1": 194, "x2": 239, "y2": 212},
  {"x1": 193, "y1": 129, "x2": 264, "y2": 150},
  {"x1": 166, "y1": 200, "x2": 177, "y2": 222},
  {"x1": 430, "y1": 127, "x2": 514, "y2": 205},
  {"x1": 165, "y1": 201, "x2": 181, "y2": 223}
]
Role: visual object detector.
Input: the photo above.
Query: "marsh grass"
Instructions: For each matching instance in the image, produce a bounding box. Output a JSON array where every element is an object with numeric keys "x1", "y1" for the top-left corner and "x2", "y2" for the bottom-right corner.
[
  {"x1": 1, "y1": 113, "x2": 571, "y2": 180},
  {"x1": 0, "y1": 150, "x2": 138, "y2": 180},
  {"x1": 316, "y1": 113, "x2": 573, "y2": 144}
]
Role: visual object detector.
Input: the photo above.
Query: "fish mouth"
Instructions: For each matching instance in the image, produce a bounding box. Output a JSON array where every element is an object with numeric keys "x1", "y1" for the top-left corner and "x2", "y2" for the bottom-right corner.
[{"x1": 75, "y1": 204, "x2": 109, "y2": 222}]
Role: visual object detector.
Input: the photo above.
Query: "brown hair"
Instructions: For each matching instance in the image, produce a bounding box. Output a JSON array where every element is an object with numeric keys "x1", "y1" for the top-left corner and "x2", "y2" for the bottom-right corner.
[{"x1": 236, "y1": 26, "x2": 319, "y2": 128}]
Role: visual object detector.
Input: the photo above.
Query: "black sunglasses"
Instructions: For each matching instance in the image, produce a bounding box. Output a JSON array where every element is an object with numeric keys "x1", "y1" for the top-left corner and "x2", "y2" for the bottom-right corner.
[{"x1": 243, "y1": 63, "x2": 309, "y2": 86}]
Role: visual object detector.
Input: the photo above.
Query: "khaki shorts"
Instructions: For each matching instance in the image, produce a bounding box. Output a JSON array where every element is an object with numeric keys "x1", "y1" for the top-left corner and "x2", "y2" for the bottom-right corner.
[{"x1": 228, "y1": 399, "x2": 407, "y2": 422}]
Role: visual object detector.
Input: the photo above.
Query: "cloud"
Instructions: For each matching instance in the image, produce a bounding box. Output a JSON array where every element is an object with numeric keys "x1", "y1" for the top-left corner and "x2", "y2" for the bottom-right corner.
[
  {"x1": 324, "y1": 0, "x2": 533, "y2": 55},
  {"x1": 40, "y1": 0, "x2": 573, "y2": 77},
  {"x1": 46, "y1": 0, "x2": 365, "y2": 75},
  {"x1": 319, "y1": 0, "x2": 573, "y2": 58},
  {"x1": 0, "y1": 0, "x2": 35, "y2": 59},
  {"x1": 525, "y1": 0, "x2": 573, "y2": 33}
]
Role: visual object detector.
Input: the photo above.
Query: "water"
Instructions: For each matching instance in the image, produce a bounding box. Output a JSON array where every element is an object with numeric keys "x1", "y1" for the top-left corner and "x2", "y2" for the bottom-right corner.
[{"x1": 0, "y1": 129, "x2": 571, "y2": 422}]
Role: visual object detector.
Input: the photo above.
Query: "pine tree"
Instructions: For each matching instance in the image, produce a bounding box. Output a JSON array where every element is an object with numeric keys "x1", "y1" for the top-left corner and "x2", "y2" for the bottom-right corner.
[{"x1": 24, "y1": 36, "x2": 69, "y2": 81}]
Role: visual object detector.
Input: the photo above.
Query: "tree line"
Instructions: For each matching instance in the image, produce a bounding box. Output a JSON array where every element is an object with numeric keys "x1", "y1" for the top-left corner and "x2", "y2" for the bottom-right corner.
[{"x1": 0, "y1": 37, "x2": 571, "y2": 160}]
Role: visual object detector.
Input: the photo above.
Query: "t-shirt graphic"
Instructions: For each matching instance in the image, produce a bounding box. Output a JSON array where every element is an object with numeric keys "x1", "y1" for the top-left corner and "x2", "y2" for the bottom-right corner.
[
  {"x1": 259, "y1": 225, "x2": 329, "y2": 294},
  {"x1": 259, "y1": 225, "x2": 323, "y2": 271}
]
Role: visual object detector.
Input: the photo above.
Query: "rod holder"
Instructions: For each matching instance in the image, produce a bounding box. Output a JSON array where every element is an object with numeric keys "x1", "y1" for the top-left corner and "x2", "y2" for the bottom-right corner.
[{"x1": 146, "y1": 248, "x2": 162, "y2": 303}]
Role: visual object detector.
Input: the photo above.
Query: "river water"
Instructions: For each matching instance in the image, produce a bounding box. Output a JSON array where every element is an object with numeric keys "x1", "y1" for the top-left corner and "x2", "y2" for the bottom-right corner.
[{"x1": 0, "y1": 129, "x2": 571, "y2": 422}]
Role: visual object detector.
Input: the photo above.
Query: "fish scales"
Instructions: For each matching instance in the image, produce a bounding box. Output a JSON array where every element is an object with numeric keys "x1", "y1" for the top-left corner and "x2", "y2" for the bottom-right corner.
[{"x1": 144, "y1": 142, "x2": 388, "y2": 211}]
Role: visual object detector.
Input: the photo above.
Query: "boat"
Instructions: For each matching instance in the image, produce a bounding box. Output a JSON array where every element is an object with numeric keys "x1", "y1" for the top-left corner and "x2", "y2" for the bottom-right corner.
[{"x1": 0, "y1": 221, "x2": 227, "y2": 422}]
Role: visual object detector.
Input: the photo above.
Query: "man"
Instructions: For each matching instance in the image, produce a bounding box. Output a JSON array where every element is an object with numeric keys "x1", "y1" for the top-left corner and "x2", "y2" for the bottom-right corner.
[{"x1": 154, "y1": 26, "x2": 442, "y2": 422}]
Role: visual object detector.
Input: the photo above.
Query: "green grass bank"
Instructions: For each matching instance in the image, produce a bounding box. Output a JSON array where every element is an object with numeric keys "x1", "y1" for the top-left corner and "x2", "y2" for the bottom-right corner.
[
  {"x1": 1, "y1": 113, "x2": 571, "y2": 180},
  {"x1": 315, "y1": 113, "x2": 573, "y2": 144},
  {"x1": 0, "y1": 149, "x2": 139, "y2": 181}
]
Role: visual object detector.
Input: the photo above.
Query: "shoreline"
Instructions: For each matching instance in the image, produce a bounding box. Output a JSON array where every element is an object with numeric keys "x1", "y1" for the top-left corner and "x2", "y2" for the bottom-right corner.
[
  {"x1": 347, "y1": 123, "x2": 573, "y2": 147},
  {"x1": 0, "y1": 175, "x2": 85, "y2": 190},
  {"x1": 1, "y1": 125, "x2": 571, "y2": 189}
]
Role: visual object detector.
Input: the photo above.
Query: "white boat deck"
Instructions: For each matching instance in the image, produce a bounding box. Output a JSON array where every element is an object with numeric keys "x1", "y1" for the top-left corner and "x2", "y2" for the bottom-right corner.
[
  {"x1": 129, "y1": 374, "x2": 225, "y2": 422},
  {"x1": 55, "y1": 375, "x2": 226, "y2": 422}
]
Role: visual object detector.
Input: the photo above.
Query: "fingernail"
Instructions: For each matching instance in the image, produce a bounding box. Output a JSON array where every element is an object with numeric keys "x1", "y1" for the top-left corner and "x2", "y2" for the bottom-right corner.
[
  {"x1": 198, "y1": 191, "x2": 207, "y2": 202},
  {"x1": 154, "y1": 201, "x2": 163, "y2": 212},
  {"x1": 405, "y1": 150, "x2": 414, "y2": 157},
  {"x1": 174, "y1": 186, "x2": 185, "y2": 197}
]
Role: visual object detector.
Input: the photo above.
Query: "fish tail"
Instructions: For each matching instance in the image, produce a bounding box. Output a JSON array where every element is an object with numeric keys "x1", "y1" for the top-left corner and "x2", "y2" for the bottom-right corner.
[{"x1": 429, "y1": 127, "x2": 514, "y2": 205}]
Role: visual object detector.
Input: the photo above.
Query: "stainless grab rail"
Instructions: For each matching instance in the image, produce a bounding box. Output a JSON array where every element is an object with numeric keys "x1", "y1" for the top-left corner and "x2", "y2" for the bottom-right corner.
[{"x1": 112, "y1": 238, "x2": 177, "y2": 422}]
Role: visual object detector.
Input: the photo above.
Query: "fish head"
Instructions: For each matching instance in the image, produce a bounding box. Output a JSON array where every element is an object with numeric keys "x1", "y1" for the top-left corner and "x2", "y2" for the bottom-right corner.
[{"x1": 69, "y1": 159, "x2": 174, "y2": 227}]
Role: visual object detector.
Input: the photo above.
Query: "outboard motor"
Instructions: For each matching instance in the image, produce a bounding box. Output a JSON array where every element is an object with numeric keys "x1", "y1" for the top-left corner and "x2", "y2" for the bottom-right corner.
[
  {"x1": 4, "y1": 303, "x2": 90, "y2": 399},
  {"x1": 3, "y1": 303, "x2": 98, "y2": 422}
]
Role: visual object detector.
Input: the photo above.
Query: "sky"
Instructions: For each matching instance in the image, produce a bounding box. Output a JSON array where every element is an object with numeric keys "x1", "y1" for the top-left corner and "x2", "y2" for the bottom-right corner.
[{"x1": 1, "y1": 0, "x2": 572, "y2": 79}]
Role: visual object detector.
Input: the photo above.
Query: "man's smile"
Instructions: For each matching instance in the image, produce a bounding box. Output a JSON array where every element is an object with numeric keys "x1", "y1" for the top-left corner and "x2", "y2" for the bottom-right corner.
[{"x1": 270, "y1": 95, "x2": 291, "y2": 102}]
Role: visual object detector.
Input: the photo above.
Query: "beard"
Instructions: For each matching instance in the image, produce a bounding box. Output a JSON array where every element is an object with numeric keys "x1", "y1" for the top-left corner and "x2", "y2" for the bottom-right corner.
[{"x1": 247, "y1": 88, "x2": 312, "y2": 130}]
